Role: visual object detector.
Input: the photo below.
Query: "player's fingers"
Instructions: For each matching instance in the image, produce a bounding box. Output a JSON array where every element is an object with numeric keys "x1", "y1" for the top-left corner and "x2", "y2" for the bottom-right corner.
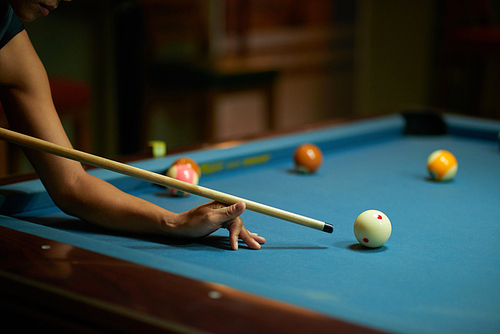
[
  {"x1": 225, "y1": 217, "x2": 243, "y2": 250},
  {"x1": 249, "y1": 232, "x2": 266, "y2": 245},
  {"x1": 228, "y1": 222, "x2": 264, "y2": 250},
  {"x1": 210, "y1": 201, "x2": 264, "y2": 250},
  {"x1": 240, "y1": 226, "x2": 264, "y2": 250}
]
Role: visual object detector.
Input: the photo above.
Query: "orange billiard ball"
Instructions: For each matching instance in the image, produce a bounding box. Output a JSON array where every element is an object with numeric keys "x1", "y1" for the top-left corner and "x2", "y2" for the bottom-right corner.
[
  {"x1": 294, "y1": 143, "x2": 323, "y2": 173},
  {"x1": 172, "y1": 157, "x2": 201, "y2": 179},
  {"x1": 427, "y1": 150, "x2": 457, "y2": 182}
]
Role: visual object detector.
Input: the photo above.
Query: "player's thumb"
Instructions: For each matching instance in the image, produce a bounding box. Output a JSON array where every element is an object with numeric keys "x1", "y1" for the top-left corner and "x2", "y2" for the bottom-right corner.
[{"x1": 224, "y1": 201, "x2": 246, "y2": 219}]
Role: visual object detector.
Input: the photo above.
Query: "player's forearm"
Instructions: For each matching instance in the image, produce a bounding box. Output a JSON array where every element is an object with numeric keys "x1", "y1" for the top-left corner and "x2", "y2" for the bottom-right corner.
[{"x1": 55, "y1": 172, "x2": 178, "y2": 235}]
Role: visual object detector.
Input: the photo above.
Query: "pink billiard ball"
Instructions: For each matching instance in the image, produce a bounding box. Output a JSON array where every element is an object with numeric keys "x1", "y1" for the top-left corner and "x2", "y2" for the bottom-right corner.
[{"x1": 166, "y1": 163, "x2": 199, "y2": 197}]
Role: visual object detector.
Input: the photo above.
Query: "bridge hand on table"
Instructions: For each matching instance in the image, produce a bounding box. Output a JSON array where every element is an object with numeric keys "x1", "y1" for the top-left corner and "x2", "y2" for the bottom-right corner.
[{"x1": 175, "y1": 201, "x2": 266, "y2": 250}]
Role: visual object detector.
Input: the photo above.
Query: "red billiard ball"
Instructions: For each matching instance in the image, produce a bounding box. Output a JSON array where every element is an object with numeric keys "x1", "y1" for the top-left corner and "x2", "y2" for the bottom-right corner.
[{"x1": 294, "y1": 143, "x2": 323, "y2": 173}]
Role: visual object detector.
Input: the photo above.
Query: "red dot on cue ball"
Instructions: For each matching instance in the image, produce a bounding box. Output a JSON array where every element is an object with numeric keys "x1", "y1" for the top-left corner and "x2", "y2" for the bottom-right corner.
[{"x1": 293, "y1": 143, "x2": 323, "y2": 173}]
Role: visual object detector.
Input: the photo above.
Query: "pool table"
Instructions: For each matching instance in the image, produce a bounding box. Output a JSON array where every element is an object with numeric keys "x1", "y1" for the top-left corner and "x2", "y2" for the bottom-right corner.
[{"x1": 1, "y1": 113, "x2": 499, "y2": 333}]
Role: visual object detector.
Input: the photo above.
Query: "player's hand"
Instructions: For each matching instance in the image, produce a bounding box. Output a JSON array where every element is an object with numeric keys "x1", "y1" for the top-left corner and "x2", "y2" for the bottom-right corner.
[{"x1": 175, "y1": 201, "x2": 265, "y2": 250}]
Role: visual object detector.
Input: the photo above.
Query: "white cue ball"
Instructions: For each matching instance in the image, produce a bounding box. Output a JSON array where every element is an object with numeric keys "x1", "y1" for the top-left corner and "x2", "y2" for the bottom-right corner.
[{"x1": 353, "y1": 210, "x2": 392, "y2": 248}]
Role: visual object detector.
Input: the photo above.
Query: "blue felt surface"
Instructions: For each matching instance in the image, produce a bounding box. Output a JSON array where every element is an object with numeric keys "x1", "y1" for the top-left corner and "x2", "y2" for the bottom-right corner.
[{"x1": 2, "y1": 115, "x2": 500, "y2": 334}]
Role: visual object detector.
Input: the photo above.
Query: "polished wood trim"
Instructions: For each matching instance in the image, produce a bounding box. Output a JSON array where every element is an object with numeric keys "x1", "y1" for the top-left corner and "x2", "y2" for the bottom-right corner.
[{"x1": 0, "y1": 226, "x2": 385, "y2": 333}]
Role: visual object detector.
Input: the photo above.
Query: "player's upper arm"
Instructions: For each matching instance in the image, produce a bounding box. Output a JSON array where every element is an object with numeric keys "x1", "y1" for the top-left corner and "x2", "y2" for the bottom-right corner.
[
  {"x1": 0, "y1": 30, "x2": 51, "y2": 102},
  {"x1": 0, "y1": 30, "x2": 57, "y2": 135}
]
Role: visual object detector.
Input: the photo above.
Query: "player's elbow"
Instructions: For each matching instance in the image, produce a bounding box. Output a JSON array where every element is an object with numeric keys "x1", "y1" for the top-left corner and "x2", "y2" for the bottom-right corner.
[
  {"x1": 50, "y1": 184, "x2": 83, "y2": 217},
  {"x1": 47, "y1": 172, "x2": 91, "y2": 218}
]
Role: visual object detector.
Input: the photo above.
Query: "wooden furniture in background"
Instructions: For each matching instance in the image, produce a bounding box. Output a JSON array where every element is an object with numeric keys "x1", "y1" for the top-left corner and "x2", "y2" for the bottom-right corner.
[
  {"x1": 138, "y1": 0, "x2": 279, "y2": 147},
  {"x1": 435, "y1": 0, "x2": 500, "y2": 119}
]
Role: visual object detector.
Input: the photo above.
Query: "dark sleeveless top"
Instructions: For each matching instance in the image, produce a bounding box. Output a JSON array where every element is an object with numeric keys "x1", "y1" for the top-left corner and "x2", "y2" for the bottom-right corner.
[{"x1": 0, "y1": 0, "x2": 24, "y2": 50}]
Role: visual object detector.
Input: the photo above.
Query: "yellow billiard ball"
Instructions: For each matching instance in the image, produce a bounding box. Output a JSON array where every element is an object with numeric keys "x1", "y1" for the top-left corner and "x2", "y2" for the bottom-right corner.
[{"x1": 427, "y1": 150, "x2": 457, "y2": 182}]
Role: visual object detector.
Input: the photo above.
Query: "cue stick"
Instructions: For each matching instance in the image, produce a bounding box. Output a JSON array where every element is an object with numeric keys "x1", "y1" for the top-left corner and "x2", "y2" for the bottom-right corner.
[{"x1": 0, "y1": 127, "x2": 333, "y2": 233}]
